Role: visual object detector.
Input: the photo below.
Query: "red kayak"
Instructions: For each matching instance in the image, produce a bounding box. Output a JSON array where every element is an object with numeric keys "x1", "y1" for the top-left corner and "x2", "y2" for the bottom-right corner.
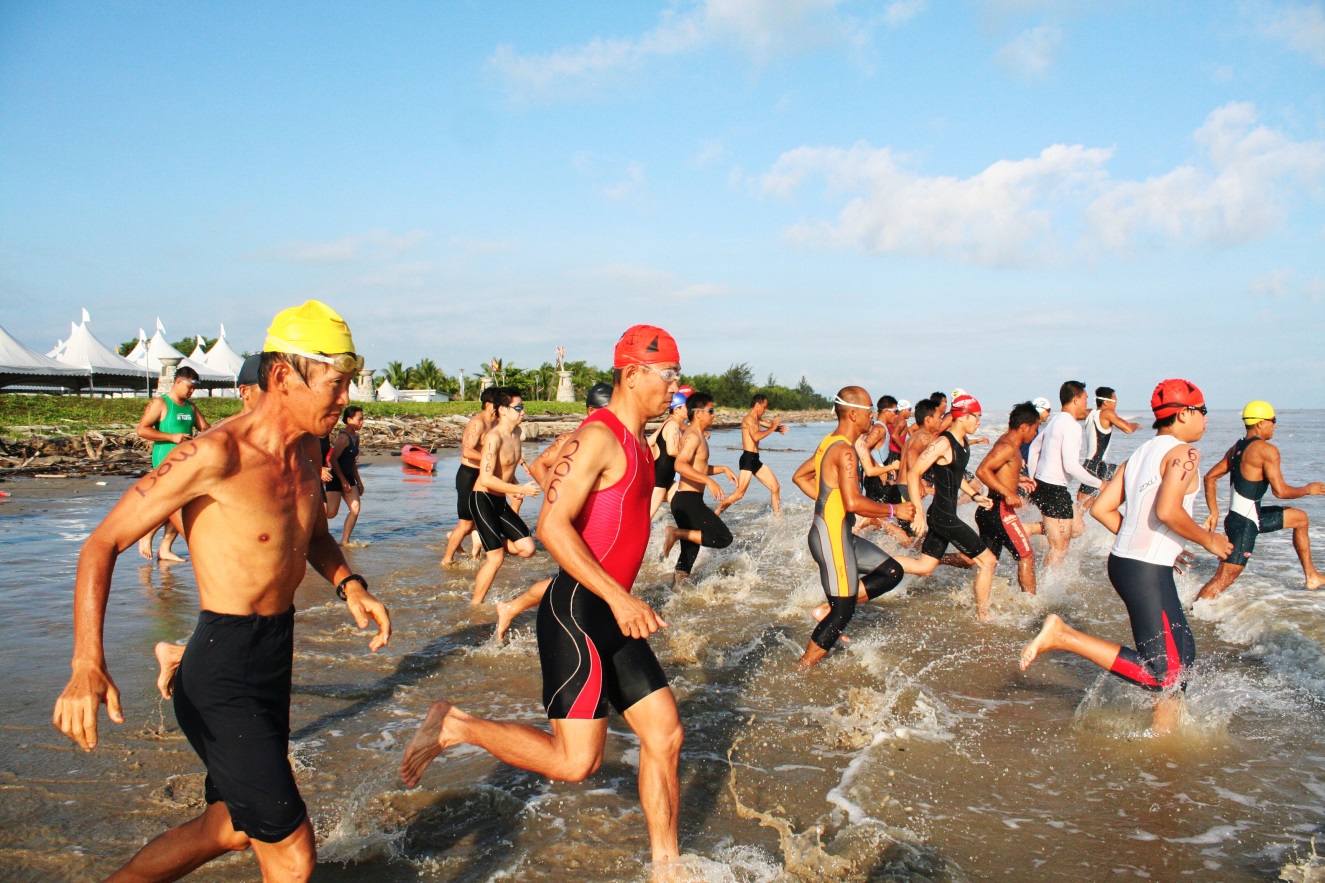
[{"x1": 401, "y1": 444, "x2": 438, "y2": 472}]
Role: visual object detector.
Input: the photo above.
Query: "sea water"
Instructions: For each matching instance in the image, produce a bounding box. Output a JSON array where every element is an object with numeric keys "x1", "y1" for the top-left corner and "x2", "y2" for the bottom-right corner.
[{"x1": 3, "y1": 411, "x2": 1325, "y2": 880}]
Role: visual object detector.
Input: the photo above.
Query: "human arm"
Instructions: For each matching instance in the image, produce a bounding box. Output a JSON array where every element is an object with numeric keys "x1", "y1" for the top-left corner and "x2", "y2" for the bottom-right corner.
[
  {"x1": 1089, "y1": 462, "x2": 1127, "y2": 534},
  {"x1": 792, "y1": 454, "x2": 818, "y2": 500},
  {"x1": 191, "y1": 403, "x2": 211, "y2": 433},
  {"x1": 460, "y1": 415, "x2": 486, "y2": 463},
  {"x1": 855, "y1": 434, "x2": 898, "y2": 478},
  {"x1": 329, "y1": 433, "x2": 351, "y2": 487},
  {"x1": 306, "y1": 512, "x2": 391, "y2": 653},
  {"x1": 906, "y1": 436, "x2": 951, "y2": 536},
  {"x1": 975, "y1": 442, "x2": 1020, "y2": 503},
  {"x1": 835, "y1": 444, "x2": 914, "y2": 521},
  {"x1": 536, "y1": 424, "x2": 666, "y2": 638},
  {"x1": 1060, "y1": 421, "x2": 1100, "y2": 488},
  {"x1": 709, "y1": 462, "x2": 737, "y2": 482},
  {"x1": 1201, "y1": 447, "x2": 1232, "y2": 530},
  {"x1": 135, "y1": 398, "x2": 183, "y2": 444},
  {"x1": 528, "y1": 436, "x2": 566, "y2": 490},
  {"x1": 750, "y1": 416, "x2": 782, "y2": 443},
  {"x1": 1024, "y1": 431, "x2": 1044, "y2": 483},
  {"x1": 1103, "y1": 410, "x2": 1140, "y2": 434},
  {"x1": 1155, "y1": 445, "x2": 1233, "y2": 558},
  {"x1": 476, "y1": 433, "x2": 540, "y2": 497},
  {"x1": 1262, "y1": 444, "x2": 1325, "y2": 501}
]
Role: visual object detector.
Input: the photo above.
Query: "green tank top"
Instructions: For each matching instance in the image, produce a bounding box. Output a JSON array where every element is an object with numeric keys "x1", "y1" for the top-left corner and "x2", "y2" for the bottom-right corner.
[{"x1": 151, "y1": 395, "x2": 196, "y2": 469}]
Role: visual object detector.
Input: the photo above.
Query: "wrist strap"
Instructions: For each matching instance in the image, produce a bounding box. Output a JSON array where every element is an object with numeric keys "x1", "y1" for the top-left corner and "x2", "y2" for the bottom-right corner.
[{"x1": 336, "y1": 573, "x2": 367, "y2": 600}]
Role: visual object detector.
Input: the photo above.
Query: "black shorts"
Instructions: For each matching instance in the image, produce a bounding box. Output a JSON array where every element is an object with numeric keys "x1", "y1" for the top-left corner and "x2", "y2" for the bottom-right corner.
[
  {"x1": 862, "y1": 474, "x2": 887, "y2": 502},
  {"x1": 1082, "y1": 458, "x2": 1116, "y2": 484},
  {"x1": 1224, "y1": 505, "x2": 1285, "y2": 565},
  {"x1": 472, "y1": 491, "x2": 532, "y2": 553},
  {"x1": 1030, "y1": 481, "x2": 1074, "y2": 520},
  {"x1": 323, "y1": 470, "x2": 358, "y2": 496},
  {"x1": 173, "y1": 608, "x2": 306, "y2": 843},
  {"x1": 538, "y1": 571, "x2": 669, "y2": 719},
  {"x1": 738, "y1": 451, "x2": 764, "y2": 473},
  {"x1": 1107, "y1": 554, "x2": 1194, "y2": 692},
  {"x1": 669, "y1": 490, "x2": 733, "y2": 574},
  {"x1": 455, "y1": 464, "x2": 480, "y2": 521},
  {"x1": 975, "y1": 500, "x2": 1033, "y2": 561},
  {"x1": 921, "y1": 507, "x2": 987, "y2": 560}
]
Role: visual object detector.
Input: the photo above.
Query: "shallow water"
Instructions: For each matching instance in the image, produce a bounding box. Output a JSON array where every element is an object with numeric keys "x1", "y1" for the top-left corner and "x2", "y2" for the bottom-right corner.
[{"x1": 4, "y1": 412, "x2": 1325, "y2": 880}]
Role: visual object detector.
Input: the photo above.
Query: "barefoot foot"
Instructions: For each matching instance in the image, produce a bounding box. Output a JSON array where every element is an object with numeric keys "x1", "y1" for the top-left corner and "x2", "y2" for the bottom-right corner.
[
  {"x1": 401, "y1": 701, "x2": 467, "y2": 788},
  {"x1": 495, "y1": 601, "x2": 516, "y2": 642},
  {"x1": 661, "y1": 527, "x2": 678, "y2": 561},
  {"x1": 158, "y1": 547, "x2": 185, "y2": 563},
  {"x1": 1020, "y1": 614, "x2": 1063, "y2": 670},
  {"x1": 138, "y1": 536, "x2": 153, "y2": 560},
  {"x1": 1307, "y1": 572, "x2": 1324, "y2": 590},
  {"x1": 154, "y1": 642, "x2": 184, "y2": 699}
]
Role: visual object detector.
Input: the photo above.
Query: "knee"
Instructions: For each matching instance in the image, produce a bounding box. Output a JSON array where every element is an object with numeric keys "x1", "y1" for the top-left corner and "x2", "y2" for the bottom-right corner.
[
  {"x1": 977, "y1": 552, "x2": 997, "y2": 571},
  {"x1": 216, "y1": 826, "x2": 251, "y2": 853},
  {"x1": 558, "y1": 750, "x2": 604, "y2": 783},
  {"x1": 642, "y1": 719, "x2": 685, "y2": 761},
  {"x1": 913, "y1": 558, "x2": 937, "y2": 576},
  {"x1": 513, "y1": 539, "x2": 536, "y2": 558},
  {"x1": 711, "y1": 529, "x2": 733, "y2": 550},
  {"x1": 347, "y1": 499, "x2": 361, "y2": 515}
]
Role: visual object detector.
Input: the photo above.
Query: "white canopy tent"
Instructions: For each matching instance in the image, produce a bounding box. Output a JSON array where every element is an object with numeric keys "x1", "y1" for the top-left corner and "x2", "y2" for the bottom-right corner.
[
  {"x1": 55, "y1": 314, "x2": 153, "y2": 393},
  {"x1": 199, "y1": 325, "x2": 246, "y2": 380},
  {"x1": 0, "y1": 322, "x2": 89, "y2": 390},
  {"x1": 132, "y1": 321, "x2": 230, "y2": 389},
  {"x1": 376, "y1": 378, "x2": 399, "y2": 401}
]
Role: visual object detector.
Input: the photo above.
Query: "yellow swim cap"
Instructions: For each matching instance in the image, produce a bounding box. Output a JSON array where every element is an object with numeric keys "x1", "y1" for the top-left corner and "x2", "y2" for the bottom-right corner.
[
  {"x1": 1242, "y1": 400, "x2": 1275, "y2": 425},
  {"x1": 264, "y1": 300, "x2": 355, "y2": 355}
]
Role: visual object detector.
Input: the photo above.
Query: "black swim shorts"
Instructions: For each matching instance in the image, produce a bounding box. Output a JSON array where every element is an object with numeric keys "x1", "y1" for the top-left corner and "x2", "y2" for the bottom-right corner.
[
  {"x1": 738, "y1": 451, "x2": 764, "y2": 474},
  {"x1": 1224, "y1": 505, "x2": 1285, "y2": 566},
  {"x1": 173, "y1": 608, "x2": 307, "y2": 844},
  {"x1": 920, "y1": 508, "x2": 988, "y2": 560},
  {"x1": 456, "y1": 464, "x2": 480, "y2": 521},
  {"x1": 1030, "y1": 481, "x2": 1074, "y2": 521},
  {"x1": 472, "y1": 491, "x2": 532, "y2": 553}
]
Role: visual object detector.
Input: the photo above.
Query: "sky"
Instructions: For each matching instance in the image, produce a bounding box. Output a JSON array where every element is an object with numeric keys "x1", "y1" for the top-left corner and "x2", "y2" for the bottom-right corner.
[{"x1": 1, "y1": 0, "x2": 1323, "y2": 409}]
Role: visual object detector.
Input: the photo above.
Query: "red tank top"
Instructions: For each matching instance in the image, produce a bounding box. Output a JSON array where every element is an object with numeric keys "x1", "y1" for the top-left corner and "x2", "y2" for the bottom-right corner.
[{"x1": 570, "y1": 408, "x2": 654, "y2": 592}]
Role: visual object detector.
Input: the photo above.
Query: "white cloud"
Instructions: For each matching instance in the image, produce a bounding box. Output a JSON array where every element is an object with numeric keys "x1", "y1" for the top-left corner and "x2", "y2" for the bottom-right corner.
[
  {"x1": 603, "y1": 162, "x2": 646, "y2": 201},
  {"x1": 995, "y1": 23, "x2": 1062, "y2": 79},
  {"x1": 883, "y1": 0, "x2": 928, "y2": 27},
  {"x1": 760, "y1": 102, "x2": 1325, "y2": 266},
  {"x1": 490, "y1": 0, "x2": 864, "y2": 98},
  {"x1": 266, "y1": 229, "x2": 430, "y2": 264},
  {"x1": 1257, "y1": 1, "x2": 1325, "y2": 65},
  {"x1": 1249, "y1": 269, "x2": 1292, "y2": 297}
]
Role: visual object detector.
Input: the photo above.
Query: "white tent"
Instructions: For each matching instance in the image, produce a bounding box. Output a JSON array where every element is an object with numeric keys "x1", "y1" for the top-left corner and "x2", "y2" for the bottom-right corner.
[
  {"x1": 124, "y1": 328, "x2": 147, "y2": 364},
  {"x1": 199, "y1": 325, "x2": 245, "y2": 380},
  {"x1": 56, "y1": 315, "x2": 152, "y2": 391},
  {"x1": 376, "y1": 378, "x2": 399, "y2": 402},
  {"x1": 0, "y1": 323, "x2": 88, "y2": 389},
  {"x1": 188, "y1": 335, "x2": 208, "y2": 363},
  {"x1": 136, "y1": 321, "x2": 230, "y2": 387}
]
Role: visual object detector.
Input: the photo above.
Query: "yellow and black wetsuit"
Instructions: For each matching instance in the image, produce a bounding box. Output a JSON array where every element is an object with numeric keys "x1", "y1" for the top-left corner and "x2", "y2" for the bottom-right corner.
[{"x1": 807, "y1": 433, "x2": 904, "y2": 651}]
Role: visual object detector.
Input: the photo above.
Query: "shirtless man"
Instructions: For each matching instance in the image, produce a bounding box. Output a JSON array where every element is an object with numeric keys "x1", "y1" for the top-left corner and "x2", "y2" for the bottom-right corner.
[
  {"x1": 471, "y1": 389, "x2": 541, "y2": 605},
  {"x1": 495, "y1": 383, "x2": 612, "y2": 641},
  {"x1": 883, "y1": 398, "x2": 913, "y2": 475},
  {"x1": 975, "y1": 402, "x2": 1043, "y2": 595},
  {"x1": 1022, "y1": 379, "x2": 1232, "y2": 734},
  {"x1": 1196, "y1": 401, "x2": 1325, "y2": 600},
  {"x1": 1076, "y1": 386, "x2": 1141, "y2": 508},
  {"x1": 649, "y1": 385, "x2": 691, "y2": 518},
  {"x1": 1026, "y1": 380, "x2": 1100, "y2": 569},
  {"x1": 54, "y1": 300, "x2": 391, "y2": 881},
  {"x1": 715, "y1": 394, "x2": 788, "y2": 516},
  {"x1": 891, "y1": 398, "x2": 944, "y2": 539},
  {"x1": 440, "y1": 386, "x2": 499, "y2": 566},
  {"x1": 662, "y1": 392, "x2": 736, "y2": 585},
  {"x1": 402, "y1": 325, "x2": 685, "y2": 866},
  {"x1": 136, "y1": 366, "x2": 210, "y2": 562},
  {"x1": 795, "y1": 388, "x2": 917, "y2": 666},
  {"x1": 899, "y1": 394, "x2": 1000, "y2": 620}
]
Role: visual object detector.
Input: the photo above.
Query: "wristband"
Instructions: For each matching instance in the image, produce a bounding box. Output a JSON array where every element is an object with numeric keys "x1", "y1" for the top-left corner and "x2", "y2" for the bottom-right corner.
[
  {"x1": 336, "y1": 574, "x2": 367, "y2": 600},
  {"x1": 888, "y1": 504, "x2": 894, "y2": 518}
]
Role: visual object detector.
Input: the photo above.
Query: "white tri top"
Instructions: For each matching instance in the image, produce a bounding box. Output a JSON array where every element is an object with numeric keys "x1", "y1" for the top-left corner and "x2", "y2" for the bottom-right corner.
[
  {"x1": 1111, "y1": 435, "x2": 1197, "y2": 566},
  {"x1": 1027, "y1": 411, "x2": 1099, "y2": 489},
  {"x1": 1083, "y1": 409, "x2": 1112, "y2": 461}
]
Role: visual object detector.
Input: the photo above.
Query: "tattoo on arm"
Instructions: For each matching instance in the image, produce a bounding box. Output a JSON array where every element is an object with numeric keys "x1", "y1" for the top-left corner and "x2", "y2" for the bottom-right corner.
[
  {"x1": 133, "y1": 440, "x2": 201, "y2": 498},
  {"x1": 546, "y1": 440, "x2": 579, "y2": 504}
]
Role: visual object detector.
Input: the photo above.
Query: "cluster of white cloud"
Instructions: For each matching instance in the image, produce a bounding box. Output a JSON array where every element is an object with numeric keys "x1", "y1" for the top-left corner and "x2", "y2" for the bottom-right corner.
[
  {"x1": 267, "y1": 229, "x2": 430, "y2": 264},
  {"x1": 761, "y1": 102, "x2": 1325, "y2": 266},
  {"x1": 1257, "y1": 1, "x2": 1325, "y2": 65}
]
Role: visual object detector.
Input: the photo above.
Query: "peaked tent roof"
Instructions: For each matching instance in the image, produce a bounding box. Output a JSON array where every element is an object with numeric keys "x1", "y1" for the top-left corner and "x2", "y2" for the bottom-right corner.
[
  {"x1": 140, "y1": 327, "x2": 230, "y2": 385},
  {"x1": 188, "y1": 336, "x2": 208, "y2": 362},
  {"x1": 0, "y1": 323, "x2": 88, "y2": 389},
  {"x1": 201, "y1": 330, "x2": 246, "y2": 379},
  {"x1": 57, "y1": 319, "x2": 150, "y2": 379},
  {"x1": 376, "y1": 378, "x2": 399, "y2": 401}
]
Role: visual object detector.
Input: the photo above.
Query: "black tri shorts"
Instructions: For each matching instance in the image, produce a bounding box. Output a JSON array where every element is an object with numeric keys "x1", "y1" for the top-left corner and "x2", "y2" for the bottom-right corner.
[
  {"x1": 738, "y1": 450, "x2": 765, "y2": 474},
  {"x1": 173, "y1": 608, "x2": 307, "y2": 844},
  {"x1": 471, "y1": 491, "x2": 532, "y2": 553},
  {"x1": 920, "y1": 506, "x2": 988, "y2": 560},
  {"x1": 538, "y1": 571, "x2": 669, "y2": 719},
  {"x1": 1224, "y1": 505, "x2": 1286, "y2": 565},
  {"x1": 455, "y1": 464, "x2": 480, "y2": 521},
  {"x1": 1030, "y1": 480, "x2": 1075, "y2": 520}
]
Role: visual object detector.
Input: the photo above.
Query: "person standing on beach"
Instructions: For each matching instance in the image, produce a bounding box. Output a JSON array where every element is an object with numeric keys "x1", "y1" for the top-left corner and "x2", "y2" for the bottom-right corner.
[
  {"x1": 440, "y1": 386, "x2": 499, "y2": 566},
  {"x1": 1076, "y1": 386, "x2": 1140, "y2": 508},
  {"x1": 1196, "y1": 401, "x2": 1325, "y2": 600},
  {"x1": 1026, "y1": 380, "x2": 1100, "y2": 569},
  {"x1": 899, "y1": 394, "x2": 1000, "y2": 620},
  {"x1": 794, "y1": 387, "x2": 916, "y2": 668},
  {"x1": 1021, "y1": 379, "x2": 1231, "y2": 734},
  {"x1": 136, "y1": 365, "x2": 210, "y2": 562},
  {"x1": 470, "y1": 388, "x2": 541, "y2": 605},
  {"x1": 324, "y1": 405, "x2": 365, "y2": 544},
  {"x1": 714, "y1": 394, "x2": 788, "y2": 517},
  {"x1": 648, "y1": 385, "x2": 691, "y2": 518},
  {"x1": 662, "y1": 392, "x2": 736, "y2": 585},
  {"x1": 975, "y1": 402, "x2": 1044, "y2": 596},
  {"x1": 54, "y1": 300, "x2": 391, "y2": 881},
  {"x1": 402, "y1": 325, "x2": 685, "y2": 866}
]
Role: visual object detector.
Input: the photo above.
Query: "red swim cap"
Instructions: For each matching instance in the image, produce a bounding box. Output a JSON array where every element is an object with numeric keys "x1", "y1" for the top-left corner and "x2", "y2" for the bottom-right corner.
[
  {"x1": 951, "y1": 394, "x2": 982, "y2": 415},
  {"x1": 1151, "y1": 378, "x2": 1204, "y2": 418},
  {"x1": 613, "y1": 325, "x2": 680, "y2": 369}
]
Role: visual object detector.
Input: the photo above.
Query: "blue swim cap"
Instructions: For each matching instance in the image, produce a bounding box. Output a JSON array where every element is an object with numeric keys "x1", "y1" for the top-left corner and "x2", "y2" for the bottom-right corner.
[{"x1": 669, "y1": 392, "x2": 689, "y2": 411}]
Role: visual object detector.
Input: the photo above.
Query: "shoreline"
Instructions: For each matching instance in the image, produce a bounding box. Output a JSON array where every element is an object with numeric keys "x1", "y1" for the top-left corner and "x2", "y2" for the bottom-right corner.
[{"x1": 0, "y1": 407, "x2": 832, "y2": 477}]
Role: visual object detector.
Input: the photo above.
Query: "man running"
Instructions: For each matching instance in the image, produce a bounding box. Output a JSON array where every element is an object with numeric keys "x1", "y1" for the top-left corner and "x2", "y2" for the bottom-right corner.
[
  {"x1": 975, "y1": 402, "x2": 1043, "y2": 595},
  {"x1": 1196, "y1": 401, "x2": 1325, "y2": 600},
  {"x1": 440, "y1": 386, "x2": 499, "y2": 566},
  {"x1": 471, "y1": 388, "x2": 541, "y2": 605},
  {"x1": 495, "y1": 383, "x2": 612, "y2": 641},
  {"x1": 1077, "y1": 386, "x2": 1140, "y2": 508},
  {"x1": 662, "y1": 392, "x2": 736, "y2": 585},
  {"x1": 1026, "y1": 380, "x2": 1100, "y2": 569},
  {"x1": 715, "y1": 394, "x2": 788, "y2": 516},
  {"x1": 649, "y1": 385, "x2": 691, "y2": 517},
  {"x1": 900, "y1": 394, "x2": 1000, "y2": 620},
  {"x1": 136, "y1": 365, "x2": 210, "y2": 562},
  {"x1": 402, "y1": 325, "x2": 685, "y2": 866},
  {"x1": 883, "y1": 398, "x2": 913, "y2": 475},
  {"x1": 54, "y1": 300, "x2": 391, "y2": 880},
  {"x1": 793, "y1": 387, "x2": 916, "y2": 668},
  {"x1": 1021, "y1": 379, "x2": 1232, "y2": 734}
]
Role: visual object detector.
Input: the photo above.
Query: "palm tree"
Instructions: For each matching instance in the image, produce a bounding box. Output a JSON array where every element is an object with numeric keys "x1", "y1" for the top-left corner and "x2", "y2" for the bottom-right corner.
[
  {"x1": 383, "y1": 360, "x2": 410, "y2": 388},
  {"x1": 411, "y1": 358, "x2": 446, "y2": 391}
]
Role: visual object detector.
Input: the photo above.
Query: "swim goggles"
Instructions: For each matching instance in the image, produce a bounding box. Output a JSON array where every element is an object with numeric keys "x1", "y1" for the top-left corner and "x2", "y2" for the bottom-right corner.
[
  {"x1": 289, "y1": 349, "x2": 365, "y2": 374},
  {"x1": 634, "y1": 363, "x2": 683, "y2": 383},
  {"x1": 833, "y1": 396, "x2": 874, "y2": 412}
]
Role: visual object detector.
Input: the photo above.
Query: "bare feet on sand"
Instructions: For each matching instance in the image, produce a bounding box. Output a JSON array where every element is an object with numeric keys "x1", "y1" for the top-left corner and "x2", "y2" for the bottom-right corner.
[
  {"x1": 1020, "y1": 614, "x2": 1063, "y2": 670},
  {"x1": 154, "y1": 642, "x2": 184, "y2": 699},
  {"x1": 138, "y1": 536, "x2": 153, "y2": 560},
  {"x1": 1308, "y1": 571, "x2": 1325, "y2": 590},
  {"x1": 401, "y1": 701, "x2": 466, "y2": 788},
  {"x1": 661, "y1": 526, "x2": 678, "y2": 561},
  {"x1": 158, "y1": 546, "x2": 185, "y2": 563},
  {"x1": 495, "y1": 601, "x2": 516, "y2": 642}
]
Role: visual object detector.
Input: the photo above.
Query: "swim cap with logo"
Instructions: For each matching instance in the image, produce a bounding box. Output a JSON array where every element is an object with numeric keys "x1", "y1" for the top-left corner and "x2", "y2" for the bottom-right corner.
[
  {"x1": 951, "y1": 394, "x2": 982, "y2": 415},
  {"x1": 586, "y1": 382, "x2": 613, "y2": 409},
  {"x1": 1242, "y1": 400, "x2": 1276, "y2": 425},
  {"x1": 669, "y1": 385, "x2": 694, "y2": 411},
  {"x1": 951, "y1": 388, "x2": 968, "y2": 401},
  {"x1": 1150, "y1": 378, "x2": 1204, "y2": 418},
  {"x1": 612, "y1": 324, "x2": 680, "y2": 369},
  {"x1": 1032, "y1": 396, "x2": 1052, "y2": 412},
  {"x1": 896, "y1": 399, "x2": 912, "y2": 412},
  {"x1": 264, "y1": 300, "x2": 355, "y2": 355}
]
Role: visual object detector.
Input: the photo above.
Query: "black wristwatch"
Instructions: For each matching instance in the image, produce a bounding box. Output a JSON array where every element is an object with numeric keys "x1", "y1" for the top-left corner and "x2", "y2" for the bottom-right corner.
[{"x1": 336, "y1": 574, "x2": 367, "y2": 600}]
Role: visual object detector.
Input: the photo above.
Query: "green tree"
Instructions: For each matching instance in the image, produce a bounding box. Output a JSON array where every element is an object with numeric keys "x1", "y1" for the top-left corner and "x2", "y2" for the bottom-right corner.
[
  {"x1": 409, "y1": 358, "x2": 447, "y2": 391},
  {"x1": 383, "y1": 361, "x2": 410, "y2": 388}
]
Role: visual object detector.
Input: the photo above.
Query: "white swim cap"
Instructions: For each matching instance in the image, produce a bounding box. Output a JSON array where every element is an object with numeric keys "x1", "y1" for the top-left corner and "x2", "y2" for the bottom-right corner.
[
  {"x1": 896, "y1": 399, "x2": 912, "y2": 412},
  {"x1": 951, "y1": 387, "x2": 967, "y2": 400},
  {"x1": 1033, "y1": 396, "x2": 1052, "y2": 412}
]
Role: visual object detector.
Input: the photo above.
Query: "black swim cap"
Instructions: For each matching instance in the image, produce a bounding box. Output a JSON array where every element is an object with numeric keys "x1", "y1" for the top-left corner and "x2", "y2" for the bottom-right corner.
[
  {"x1": 237, "y1": 353, "x2": 262, "y2": 387},
  {"x1": 586, "y1": 382, "x2": 613, "y2": 409}
]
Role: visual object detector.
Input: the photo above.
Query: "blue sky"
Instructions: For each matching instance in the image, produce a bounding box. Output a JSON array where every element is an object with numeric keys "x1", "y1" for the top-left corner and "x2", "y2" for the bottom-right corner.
[{"x1": 1, "y1": 1, "x2": 1323, "y2": 408}]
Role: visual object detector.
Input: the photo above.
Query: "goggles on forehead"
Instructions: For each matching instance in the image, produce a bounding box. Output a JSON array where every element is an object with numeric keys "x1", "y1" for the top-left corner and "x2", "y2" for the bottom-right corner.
[{"x1": 833, "y1": 396, "x2": 874, "y2": 411}]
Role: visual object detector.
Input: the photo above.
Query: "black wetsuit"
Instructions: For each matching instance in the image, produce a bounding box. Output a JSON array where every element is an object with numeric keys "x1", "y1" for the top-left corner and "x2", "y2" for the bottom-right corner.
[
  {"x1": 1222, "y1": 437, "x2": 1285, "y2": 565},
  {"x1": 323, "y1": 431, "x2": 359, "y2": 494},
  {"x1": 920, "y1": 431, "x2": 987, "y2": 560},
  {"x1": 653, "y1": 426, "x2": 678, "y2": 489}
]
